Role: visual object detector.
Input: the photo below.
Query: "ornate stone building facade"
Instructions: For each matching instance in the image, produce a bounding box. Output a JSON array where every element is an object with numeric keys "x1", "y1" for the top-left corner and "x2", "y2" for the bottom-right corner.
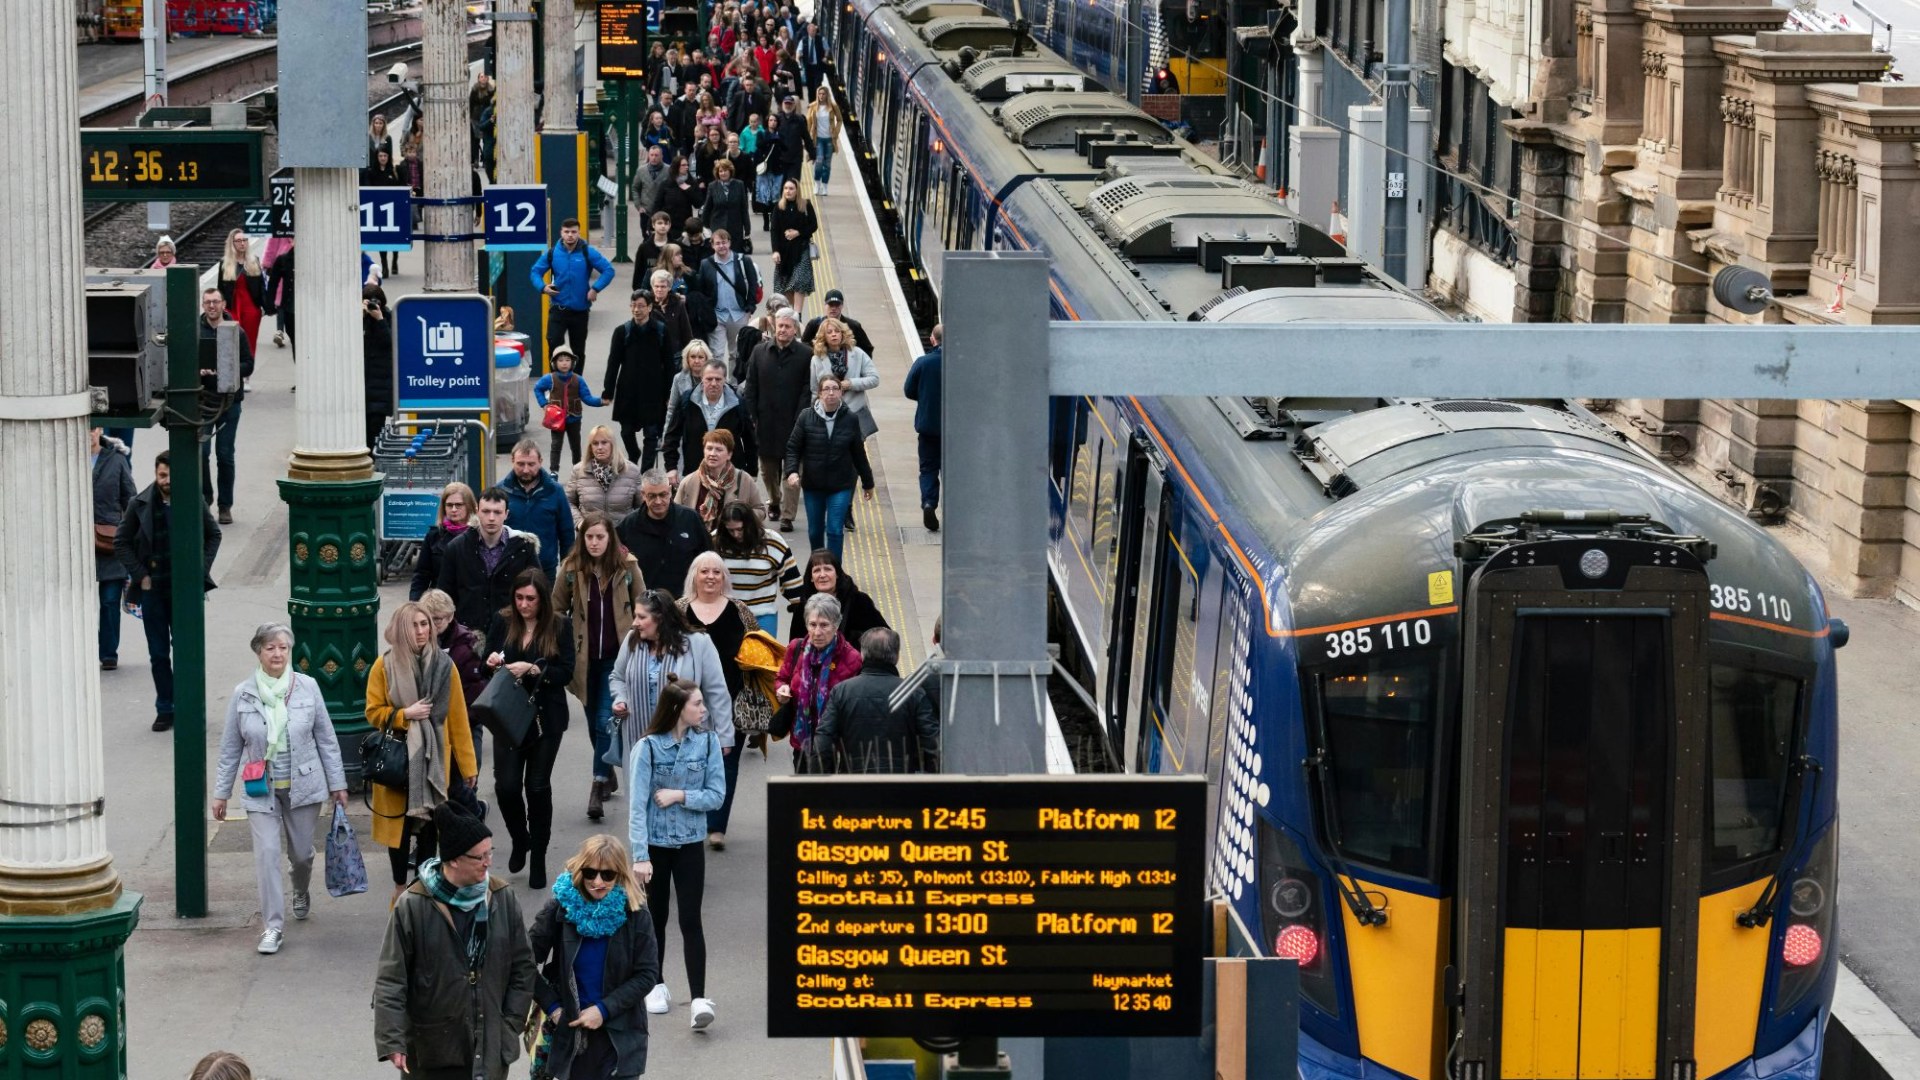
[{"x1": 1420, "y1": 0, "x2": 1920, "y2": 605}]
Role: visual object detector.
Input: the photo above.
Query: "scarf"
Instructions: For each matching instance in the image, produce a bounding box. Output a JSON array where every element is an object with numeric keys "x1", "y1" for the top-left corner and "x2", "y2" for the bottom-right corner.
[
  {"x1": 586, "y1": 458, "x2": 618, "y2": 489},
  {"x1": 384, "y1": 644, "x2": 454, "y2": 819},
  {"x1": 795, "y1": 640, "x2": 838, "y2": 745},
  {"x1": 442, "y1": 520, "x2": 468, "y2": 536},
  {"x1": 254, "y1": 667, "x2": 293, "y2": 759},
  {"x1": 697, "y1": 464, "x2": 736, "y2": 524},
  {"x1": 418, "y1": 857, "x2": 491, "y2": 971},
  {"x1": 552, "y1": 873, "x2": 631, "y2": 939},
  {"x1": 827, "y1": 349, "x2": 849, "y2": 383}
]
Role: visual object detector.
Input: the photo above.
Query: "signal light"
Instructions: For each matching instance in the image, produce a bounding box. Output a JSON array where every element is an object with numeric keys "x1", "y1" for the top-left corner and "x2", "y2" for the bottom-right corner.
[
  {"x1": 1274, "y1": 924, "x2": 1319, "y2": 966},
  {"x1": 1782, "y1": 924, "x2": 1822, "y2": 968}
]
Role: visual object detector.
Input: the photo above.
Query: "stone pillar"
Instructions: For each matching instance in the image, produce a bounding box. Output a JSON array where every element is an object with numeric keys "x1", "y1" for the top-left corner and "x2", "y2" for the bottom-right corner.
[
  {"x1": 1833, "y1": 83, "x2": 1920, "y2": 323},
  {"x1": 1508, "y1": 126, "x2": 1570, "y2": 320},
  {"x1": 0, "y1": 0, "x2": 141, "y2": 1070},
  {"x1": 1827, "y1": 401, "x2": 1910, "y2": 596},
  {"x1": 543, "y1": 0, "x2": 577, "y2": 135},
  {"x1": 494, "y1": 0, "x2": 541, "y2": 337},
  {"x1": 425, "y1": 0, "x2": 476, "y2": 291},
  {"x1": 281, "y1": 168, "x2": 381, "y2": 768}
]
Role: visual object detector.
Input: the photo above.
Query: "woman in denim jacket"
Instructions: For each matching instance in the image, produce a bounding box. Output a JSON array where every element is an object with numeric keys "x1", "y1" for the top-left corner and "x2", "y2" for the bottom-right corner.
[{"x1": 624, "y1": 675, "x2": 726, "y2": 1032}]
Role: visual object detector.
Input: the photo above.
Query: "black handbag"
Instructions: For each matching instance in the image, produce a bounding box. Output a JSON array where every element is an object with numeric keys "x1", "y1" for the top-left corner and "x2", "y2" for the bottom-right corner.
[
  {"x1": 472, "y1": 668, "x2": 538, "y2": 747},
  {"x1": 768, "y1": 699, "x2": 797, "y2": 741},
  {"x1": 359, "y1": 723, "x2": 410, "y2": 790}
]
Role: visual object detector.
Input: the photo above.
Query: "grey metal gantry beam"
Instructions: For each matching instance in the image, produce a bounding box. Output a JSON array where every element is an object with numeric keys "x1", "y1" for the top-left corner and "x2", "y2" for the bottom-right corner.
[{"x1": 935, "y1": 249, "x2": 1920, "y2": 777}]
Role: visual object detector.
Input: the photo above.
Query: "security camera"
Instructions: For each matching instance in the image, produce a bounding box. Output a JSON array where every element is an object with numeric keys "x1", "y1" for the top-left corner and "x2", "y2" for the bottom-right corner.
[{"x1": 387, "y1": 62, "x2": 409, "y2": 84}]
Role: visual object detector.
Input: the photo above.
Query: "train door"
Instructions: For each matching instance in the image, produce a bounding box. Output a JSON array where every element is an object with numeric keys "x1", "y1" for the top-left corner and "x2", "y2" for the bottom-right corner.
[
  {"x1": 1108, "y1": 435, "x2": 1170, "y2": 770},
  {"x1": 1454, "y1": 538, "x2": 1710, "y2": 1080}
]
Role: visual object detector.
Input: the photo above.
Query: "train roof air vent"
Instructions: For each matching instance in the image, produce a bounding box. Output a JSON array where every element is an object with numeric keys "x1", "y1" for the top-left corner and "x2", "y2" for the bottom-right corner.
[
  {"x1": 960, "y1": 56, "x2": 1089, "y2": 99},
  {"x1": 1084, "y1": 174, "x2": 1296, "y2": 258},
  {"x1": 919, "y1": 15, "x2": 1032, "y2": 50},
  {"x1": 998, "y1": 91, "x2": 1167, "y2": 149},
  {"x1": 1429, "y1": 400, "x2": 1525, "y2": 413},
  {"x1": 900, "y1": 0, "x2": 990, "y2": 22}
]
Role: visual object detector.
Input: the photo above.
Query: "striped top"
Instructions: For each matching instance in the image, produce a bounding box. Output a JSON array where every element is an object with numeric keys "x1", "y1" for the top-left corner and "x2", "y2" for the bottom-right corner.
[{"x1": 723, "y1": 532, "x2": 802, "y2": 622}]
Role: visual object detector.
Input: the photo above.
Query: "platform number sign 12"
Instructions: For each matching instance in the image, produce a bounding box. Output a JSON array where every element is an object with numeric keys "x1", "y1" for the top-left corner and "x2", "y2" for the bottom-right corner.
[
  {"x1": 483, "y1": 185, "x2": 549, "y2": 252},
  {"x1": 359, "y1": 187, "x2": 413, "y2": 251}
]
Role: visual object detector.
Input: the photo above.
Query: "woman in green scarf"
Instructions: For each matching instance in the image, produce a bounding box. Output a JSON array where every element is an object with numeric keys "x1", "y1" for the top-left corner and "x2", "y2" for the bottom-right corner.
[{"x1": 212, "y1": 623, "x2": 348, "y2": 956}]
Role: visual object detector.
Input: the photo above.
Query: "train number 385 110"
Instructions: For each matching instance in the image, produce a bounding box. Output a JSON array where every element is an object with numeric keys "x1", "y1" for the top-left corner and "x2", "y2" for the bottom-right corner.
[{"x1": 1323, "y1": 618, "x2": 1433, "y2": 658}]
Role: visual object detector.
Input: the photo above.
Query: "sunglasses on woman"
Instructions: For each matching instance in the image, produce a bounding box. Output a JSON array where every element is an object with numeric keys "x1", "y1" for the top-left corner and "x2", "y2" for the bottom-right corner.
[{"x1": 580, "y1": 867, "x2": 622, "y2": 883}]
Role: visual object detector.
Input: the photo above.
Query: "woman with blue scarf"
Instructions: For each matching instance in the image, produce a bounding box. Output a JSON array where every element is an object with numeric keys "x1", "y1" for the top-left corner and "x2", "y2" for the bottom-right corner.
[
  {"x1": 530, "y1": 835, "x2": 660, "y2": 1078},
  {"x1": 212, "y1": 623, "x2": 347, "y2": 956}
]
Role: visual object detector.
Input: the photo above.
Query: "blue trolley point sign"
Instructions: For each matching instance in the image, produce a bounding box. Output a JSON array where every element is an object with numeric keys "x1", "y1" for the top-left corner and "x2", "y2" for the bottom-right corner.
[{"x1": 393, "y1": 294, "x2": 493, "y2": 412}]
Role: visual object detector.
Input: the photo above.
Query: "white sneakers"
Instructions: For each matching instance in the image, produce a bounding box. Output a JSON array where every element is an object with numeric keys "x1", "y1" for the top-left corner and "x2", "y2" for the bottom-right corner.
[
  {"x1": 257, "y1": 928, "x2": 283, "y2": 955},
  {"x1": 690, "y1": 998, "x2": 716, "y2": 1030},
  {"x1": 645, "y1": 983, "x2": 672, "y2": 1014}
]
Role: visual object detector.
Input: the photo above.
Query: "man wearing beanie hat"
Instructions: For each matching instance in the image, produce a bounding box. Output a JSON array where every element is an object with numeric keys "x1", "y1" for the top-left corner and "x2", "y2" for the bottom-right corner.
[{"x1": 374, "y1": 802, "x2": 536, "y2": 1079}]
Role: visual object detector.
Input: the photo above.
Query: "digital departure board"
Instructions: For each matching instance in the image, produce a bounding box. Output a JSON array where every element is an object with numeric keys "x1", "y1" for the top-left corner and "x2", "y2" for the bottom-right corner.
[
  {"x1": 80, "y1": 128, "x2": 266, "y2": 202},
  {"x1": 766, "y1": 776, "x2": 1206, "y2": 1037},
  {"x1": 597, "y1": 2, "x2": 650, "y2": 80}
]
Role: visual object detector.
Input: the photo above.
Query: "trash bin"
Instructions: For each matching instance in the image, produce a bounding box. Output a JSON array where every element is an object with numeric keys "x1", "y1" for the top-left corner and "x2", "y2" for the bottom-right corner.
[{"x1": 493, "y1": 334, "x2": 530, "y2": 452}]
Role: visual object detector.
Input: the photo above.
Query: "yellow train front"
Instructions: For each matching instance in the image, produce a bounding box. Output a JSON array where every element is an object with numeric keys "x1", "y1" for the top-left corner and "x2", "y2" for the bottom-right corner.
[{"x1": 1064, "y1": 397, "x2": 1841, "y2": 1080}]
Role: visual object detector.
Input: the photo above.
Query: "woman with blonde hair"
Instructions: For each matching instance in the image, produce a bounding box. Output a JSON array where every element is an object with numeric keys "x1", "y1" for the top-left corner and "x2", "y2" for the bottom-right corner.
[
  {"x1": 808, "y1": 316, "x2": 879, "y2": 420},
  {"x1": 529, "y1": 834, "x2": 660, "y2": 1078},
  {"x1": 662, "y1": 338, "x2": 717, "y2": 435},
  {"x1": 217, "y1": 228, "x2": 267, "y2": 352},
  {"x1": 566, "y1": 425, "x2": 646, "y2": 524},
  {"x1": 410, "y1": 481, "x2": 478, "y2": 601},
  {"x1": 676, "y1": 551, "x2": 757, "y2": 848},
  {"x1": 417, "y1": 587, "x2": 490, "y2": 776},
  {"x1": 188, "y1": 1051, "x2": 253, "y2": 1080},
  {"x1": 366, "y1": 601, "x2": 478, "y2": 897}
]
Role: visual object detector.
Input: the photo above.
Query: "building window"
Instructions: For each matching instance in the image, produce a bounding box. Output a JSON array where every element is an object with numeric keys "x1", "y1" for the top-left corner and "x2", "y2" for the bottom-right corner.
[{"x1": 1435, "y1": 62, "x2": 1519, "y2": 264}]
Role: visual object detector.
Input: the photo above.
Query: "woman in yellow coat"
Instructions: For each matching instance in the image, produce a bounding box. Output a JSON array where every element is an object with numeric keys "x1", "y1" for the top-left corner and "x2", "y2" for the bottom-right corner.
[{"x1": 366, "y1": 601, "x2": 478, "y2": 897}]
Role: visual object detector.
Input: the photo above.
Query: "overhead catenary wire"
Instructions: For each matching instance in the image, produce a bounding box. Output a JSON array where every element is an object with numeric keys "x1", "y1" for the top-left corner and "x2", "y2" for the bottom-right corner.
[{"x1": 1121, "y1": 8, "x2": 1728, "y2": 286}]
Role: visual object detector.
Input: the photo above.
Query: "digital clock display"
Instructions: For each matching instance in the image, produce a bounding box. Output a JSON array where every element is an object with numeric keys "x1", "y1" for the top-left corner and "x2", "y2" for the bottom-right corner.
[
  {"x1": 766, "y1": 776, "x2": 1206, "y2": 1037},
  {"x1": 80, "y1": 128, "x2": 266, "y2": 202}
]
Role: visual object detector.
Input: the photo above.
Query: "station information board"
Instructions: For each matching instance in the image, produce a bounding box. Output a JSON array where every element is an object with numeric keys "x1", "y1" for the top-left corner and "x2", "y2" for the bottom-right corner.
[
  {"x1": 80, "y1": 128, "x2": 265, "y2": 202},
  {"x1": 766, "y1": 776, "x2": 1206, "y2": 1038},
  {"x1": 596, "y1": 2, "x2": 650, "y2": 80}
]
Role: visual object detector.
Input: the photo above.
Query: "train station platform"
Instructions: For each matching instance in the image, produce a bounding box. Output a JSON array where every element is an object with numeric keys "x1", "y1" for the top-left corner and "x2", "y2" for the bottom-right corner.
[
  {"x1": 98, "y1": 126, "x2": 944, "y2": 1077},
  {"x1": 77, "y1": 34, "x2": 277, "y2": 121}
]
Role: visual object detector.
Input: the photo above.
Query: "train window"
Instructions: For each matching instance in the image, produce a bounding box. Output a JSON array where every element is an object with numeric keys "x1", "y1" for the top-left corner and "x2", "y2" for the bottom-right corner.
[
  {"x1": 1160, "y1": 548, "x2": 1206, "y2": 772},
  {"x1": 1312, "y1": 658, "x2": 1440, "y2": 879},
  {"x1": 1707, "y1": 665, "x2": 1802, "y2": 866}
]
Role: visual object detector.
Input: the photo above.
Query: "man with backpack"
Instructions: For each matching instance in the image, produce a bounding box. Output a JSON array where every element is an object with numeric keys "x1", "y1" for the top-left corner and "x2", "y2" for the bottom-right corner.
[
  {"x1": 687, "y1": 228, "x2": 761, "y2": 369},
  {"x1": 529, "y1": 218, "x2": 617, "y2": 380}
]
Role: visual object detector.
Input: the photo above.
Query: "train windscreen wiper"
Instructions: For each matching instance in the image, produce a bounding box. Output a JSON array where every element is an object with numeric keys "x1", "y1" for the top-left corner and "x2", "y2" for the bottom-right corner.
[
  {"x1": 1738, "y1": 754, "x2": 1824, "y2": 928},
  {"x1": 1302, "y1": 748, "x2": 1389, "y2": 927}
]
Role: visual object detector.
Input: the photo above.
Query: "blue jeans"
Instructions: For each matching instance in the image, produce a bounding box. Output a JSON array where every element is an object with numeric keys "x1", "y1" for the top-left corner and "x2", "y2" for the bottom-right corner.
[
  {"x1": 587, "y1": 656, "x2": 617, "y2": 781},
  {"x1": 99, "y1": 579, "x2": 125, "y2": 663},
  {"x1": 814, "y1": 137, "x2": 833, "y2": 185},
  {"x1": 200, "y1": 399, "x2": 241, "y2": 509},
  {"x1": 709, "y1": 742, "x2": 742, "y2": 835},
  {"x1": 917, "y1": 432, "x2": 941, "y2": 510},
  {"x1": 804, "y1": 487, "x2": 855, "y2": 561},
  {"x1": 141, "y1": 587, "x2": 175, "y2": 716}
]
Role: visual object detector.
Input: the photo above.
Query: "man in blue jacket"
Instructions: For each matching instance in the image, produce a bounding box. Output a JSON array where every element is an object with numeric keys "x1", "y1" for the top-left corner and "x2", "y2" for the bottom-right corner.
[
  {"x1": 902, "y1": 323, "x2": 943, "y2": 533},
  {"x1": 504, "y1": 438, "x2": 575, "y2": 579},
  {"x1": 529, "y1": 217, "x2": 616, "y2": 380}
]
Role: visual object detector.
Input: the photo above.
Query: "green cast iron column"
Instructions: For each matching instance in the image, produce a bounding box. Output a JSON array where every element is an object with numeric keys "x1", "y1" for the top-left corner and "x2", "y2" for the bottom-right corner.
[
  {"x1": 279, "y1": 476, "x2": 383, "y2": 782},
  {"x1": 0, "y1": 896, "x2": 142, "y2": 1077}
]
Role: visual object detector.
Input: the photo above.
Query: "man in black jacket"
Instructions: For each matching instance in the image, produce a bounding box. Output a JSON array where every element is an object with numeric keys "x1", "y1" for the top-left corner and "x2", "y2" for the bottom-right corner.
[
  {"x1": 740, "y1": 308, "x2": 811, "y2": 529},
  {"x1": 114, "y1": 450, "x2": 222, "y2": 731},
  {"x1": 437, "y1": 487, "x2": 541, "y2": 643},
  {"x1": 783, "y1": 376, "x2": 875, "y2": 560},
  {"x1": 197, "y1": 288, "x2": 256, "y2": 524},
  {"x1": 726, "y1": 74, "x2": 770, "y2": 134},
  {"x1": 810, "y1": 629, "x2": 939, "y2": 773},
  {"x1": 663, "y1": 358, "x2": 757, "y2": 478},
  {"x1": 801, "y1": 289, "x2": 877, "y2": 356},
  {"x1": 616, "y1": 471, "x2": 713, "y2": 598}
]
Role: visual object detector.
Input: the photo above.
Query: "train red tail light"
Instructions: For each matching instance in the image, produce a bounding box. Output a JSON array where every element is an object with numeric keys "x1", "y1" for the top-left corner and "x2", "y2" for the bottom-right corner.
[
  {"x1": 1782, "y1": 924, "x2": 1822, "y2": 968},
  {"x1": 1274, "y1": 924, "x2": 1320, "y2": 966}
]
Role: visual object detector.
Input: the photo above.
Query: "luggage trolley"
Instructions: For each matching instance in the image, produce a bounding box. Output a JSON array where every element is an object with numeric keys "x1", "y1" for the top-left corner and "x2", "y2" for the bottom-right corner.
[{"x1": 375, "y1": 424, "x2": 467, "y2": 582}]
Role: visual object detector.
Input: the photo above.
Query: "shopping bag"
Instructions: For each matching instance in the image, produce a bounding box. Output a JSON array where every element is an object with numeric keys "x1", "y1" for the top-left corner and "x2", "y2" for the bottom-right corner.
[
  {"x1": 324, "y1": 804, "x2": 369, "y2": 897},
  {"x1": 541, "y1": 402, "x2": 567, "y2": 431}
]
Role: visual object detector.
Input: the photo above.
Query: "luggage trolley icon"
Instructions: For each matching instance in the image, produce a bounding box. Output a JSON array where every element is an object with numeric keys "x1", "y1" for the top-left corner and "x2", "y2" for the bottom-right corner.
[{"x1": 418, "y1": 316, "x2": 465, "y2": 366}]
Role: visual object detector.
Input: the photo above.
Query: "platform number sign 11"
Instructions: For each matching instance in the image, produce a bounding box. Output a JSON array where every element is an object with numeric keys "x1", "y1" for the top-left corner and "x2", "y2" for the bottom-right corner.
[
  {"x1": 359, "y1": 187, "x2": 413, "y2": 251},
  {"x1": 483, "y1": 185, "x2": 549, "y2": 252}
]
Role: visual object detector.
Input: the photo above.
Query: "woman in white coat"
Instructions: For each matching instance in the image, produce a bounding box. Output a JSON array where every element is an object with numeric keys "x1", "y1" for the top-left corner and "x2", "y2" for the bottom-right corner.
[
  {"x1": 806, "y1": 317, "x2": 879, "y2": 419},
  {"x1": 608, "y1": 589, "x2": 736, "y2": 784},
  {"x1": 212, "y1": 623, "x2": 348, "y2": 956}
]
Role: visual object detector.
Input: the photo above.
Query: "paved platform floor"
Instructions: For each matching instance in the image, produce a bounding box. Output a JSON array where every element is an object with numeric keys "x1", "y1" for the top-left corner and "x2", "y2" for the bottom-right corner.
[{"x1": 105, "y1": 128, "x2": 938, "y2": 1077}]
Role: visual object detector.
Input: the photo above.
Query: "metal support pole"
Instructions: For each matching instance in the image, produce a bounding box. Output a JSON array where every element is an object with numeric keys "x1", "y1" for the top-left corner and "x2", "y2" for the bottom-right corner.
[
  {"x1": 939, "y1": 252, "x2": 1052, "y2": 774},
  {"x1": 1381, "y1": 0, "x2": 1411, "y2": 283},
  {"x1": 425, "y1": 0, "x2": 477, "y2": 291},
  {"x1": 165, "y1": 264, "x2": 209, "y2": 918},
  {"x1": 1125, "y1": 0, "x2": 1146, "y2": 104},
  {"x1": 612, "y1": 82, "x2": 638, "y2": 262},
  {"x1": 142, "y1": 0, "x2": 170, "y2": 233}
]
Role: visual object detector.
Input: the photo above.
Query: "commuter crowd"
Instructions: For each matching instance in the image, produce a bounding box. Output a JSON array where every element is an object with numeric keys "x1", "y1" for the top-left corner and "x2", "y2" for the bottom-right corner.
[{"x1": 92, "y1": 2, "x2": 960, "y2": 1074}]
